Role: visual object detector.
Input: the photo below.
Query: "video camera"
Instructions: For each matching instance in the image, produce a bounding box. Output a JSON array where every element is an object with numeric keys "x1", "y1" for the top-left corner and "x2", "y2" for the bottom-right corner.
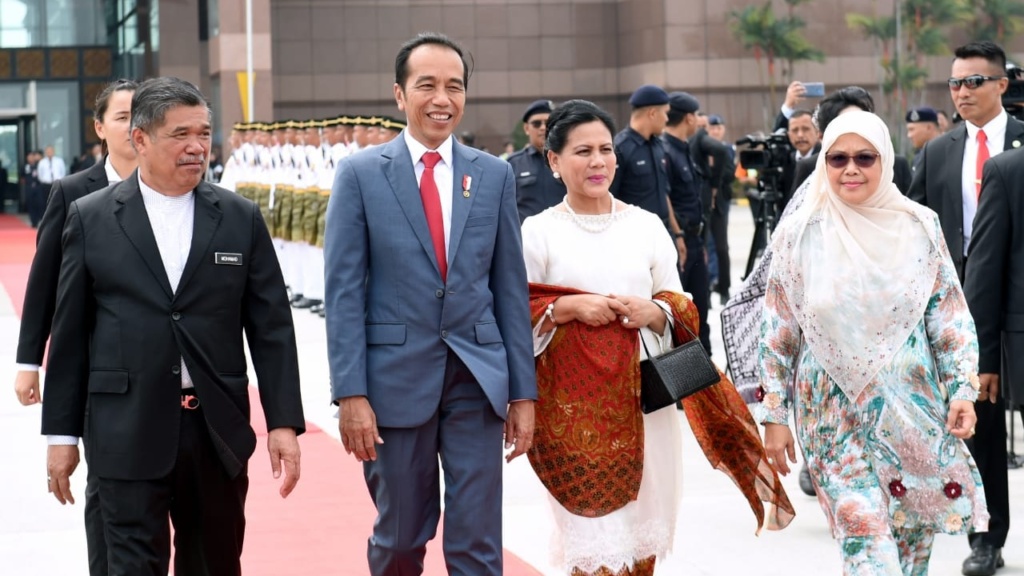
[
  {"x1": 735, "y1": 128, "x2": 793, "y2": 208},
  {"x1": 735, "y1": 128, "x2": 795, "y2": 277},
  {"x1": 1004, "y1": 64, "x2": 1024, "y2": 122}
]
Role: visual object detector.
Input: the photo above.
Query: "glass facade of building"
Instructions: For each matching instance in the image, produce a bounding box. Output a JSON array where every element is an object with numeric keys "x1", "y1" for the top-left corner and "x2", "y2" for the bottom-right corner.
[{"x1": 0, "y1": 0, "x2": 107, "y2": 47}]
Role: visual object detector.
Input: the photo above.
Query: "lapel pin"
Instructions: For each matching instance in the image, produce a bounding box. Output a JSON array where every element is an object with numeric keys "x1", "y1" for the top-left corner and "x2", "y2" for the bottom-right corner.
[
  {"x1": 462, "y1": 175, "x2": 472, "y2": 198},
  {"x1": 1013, "y1": 140, "x2": 1021, "y2": 149}
]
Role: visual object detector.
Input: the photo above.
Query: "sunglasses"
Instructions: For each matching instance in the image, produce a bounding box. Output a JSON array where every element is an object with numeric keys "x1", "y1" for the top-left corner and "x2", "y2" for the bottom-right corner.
[
  {"x1": 825, "y1": 152, "x2": 879, "y2": 169},
  {"x1": 528, "y1": 119, "x2": 547, "y2": 129},
  {"x1": 947, "y1": 74, "x2": 1006, "y2": 90}
]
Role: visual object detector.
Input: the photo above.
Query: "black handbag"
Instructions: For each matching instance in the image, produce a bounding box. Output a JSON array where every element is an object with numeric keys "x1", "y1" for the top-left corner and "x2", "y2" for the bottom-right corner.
[{"x1": 638, "y1": 322, "x2": 721, "y2": 414}]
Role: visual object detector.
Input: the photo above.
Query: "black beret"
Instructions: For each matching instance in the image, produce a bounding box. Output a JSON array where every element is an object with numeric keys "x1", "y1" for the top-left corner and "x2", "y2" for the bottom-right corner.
[
  {"x1": 629, "y1": 84, "x2": 669, "y2": 108},
  {"x1": 668, "y1": 91, "x2": 700, "y2": 114},
  {"x1": 522, "y1": 99, "x2": 554, "y2": 122},
  {"x1": 708, "y1": 114, "x2": 725, "y2": 126},
  {"x1": 905, "y1": 107, "x2": 939, "y2": 124}
]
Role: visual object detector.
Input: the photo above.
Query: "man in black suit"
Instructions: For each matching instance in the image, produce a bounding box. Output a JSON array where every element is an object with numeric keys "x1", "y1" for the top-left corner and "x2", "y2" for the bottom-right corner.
[
  {"x1": 41, "y1": 77, "x2": 304, "y2": 576},
  {"x1": 778, "y1": 109, "x2": 820, "y2": 206},
  {"x1": 15, "y1": 78, "x2": 138, "y2": 576},
  {"x1": 908, "y1": 40, "x2": 1024, "y2": 576}
]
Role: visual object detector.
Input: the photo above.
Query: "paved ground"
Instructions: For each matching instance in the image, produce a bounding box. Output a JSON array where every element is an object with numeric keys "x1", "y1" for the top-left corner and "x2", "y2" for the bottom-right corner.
[{"x1": 2, "y1": 202, "x2": 1023, "y2": 574}]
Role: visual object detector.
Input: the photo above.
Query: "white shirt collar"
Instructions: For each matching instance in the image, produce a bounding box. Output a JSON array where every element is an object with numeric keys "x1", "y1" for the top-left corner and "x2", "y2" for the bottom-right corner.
[
  {"x1": 103, "y1": 156, "x2": 123, "y2": 184},
  {"x1": 403, "y1": 129, "x2": 454, "y2": 169},
  {"x1": 137, "y1": 172, "x2": 194, "y2": 204},
  {"x1": 964, "y1": 109, "x2": 1008, "y2": 142}
]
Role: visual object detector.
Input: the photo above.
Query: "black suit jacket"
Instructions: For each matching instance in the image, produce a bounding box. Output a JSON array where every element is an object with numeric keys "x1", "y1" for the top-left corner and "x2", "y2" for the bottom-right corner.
[
  {"x1": 790, "y1": 153, "x2": 913, "y2": 197},
  {"x1": 908, "y1": 117, "x2": 1024, "y2": 278},
  {"x1": 41, "y1": 174, "x2": 304, "y2": 480},
  {"x1": 16, "y1": 160, "x2": 109, "y2": 365},
  {"x1": 964, "y1": 146, "x2": 1024, "y2": 402}
]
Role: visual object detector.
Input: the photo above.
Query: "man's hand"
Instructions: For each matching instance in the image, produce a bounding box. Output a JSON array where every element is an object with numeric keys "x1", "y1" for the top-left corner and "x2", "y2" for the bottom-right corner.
[
  {"x1": 339, "y1": 396, "x2": 383, "y2": 462},
  {"x1": 47, "y1": 444, "x2": 80, "y2": 505},
  {"x1": 674, "y1": 236, "x2": 688, "y2": 269},
  {"x1": 977, "y1": 373, "x2": 999, "y2": 404},
  {"x1": 947, "y1": 399, "x2": 978, "y2": 439},
  {"x1": 504, "y1": 401, "x2": 535, "y2": 463},
  {"x1": 15, "y1": 370, "x2": 41, "y2": 405},
  {"x1": 763, "y1": 423, "x2": 797, "y2": 476},
  {"x1": 267, "y1": 427, "x2": 301, "y2": 498},
  {"x1": 784, "y1": 81, "x2": 806, "y2": 109}
]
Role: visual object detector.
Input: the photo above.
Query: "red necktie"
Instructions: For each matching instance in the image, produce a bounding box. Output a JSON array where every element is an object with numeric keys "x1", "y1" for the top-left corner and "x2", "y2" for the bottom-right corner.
[
  {"x1": 976, "y1": 129, "x2": 989, "y2": 199},
  {"x1": 419, "y1": 151, "x2": 447, "y2": 281}
]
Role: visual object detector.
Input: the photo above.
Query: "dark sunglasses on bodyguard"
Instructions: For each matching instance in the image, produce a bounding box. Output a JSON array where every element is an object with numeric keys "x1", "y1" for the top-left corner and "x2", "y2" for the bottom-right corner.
[
  {"x1": 947, "y1": 74, "x2": 1006, "y2": 90},
  {"x1": 825, "y1": 152, "x2": 879, "y2": 169},
  {"x1": 528, "y1": 119, "x2": 547, "y2": 129}
]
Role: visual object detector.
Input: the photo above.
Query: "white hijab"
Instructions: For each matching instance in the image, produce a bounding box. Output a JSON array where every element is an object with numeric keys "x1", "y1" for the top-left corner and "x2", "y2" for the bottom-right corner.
[{"x1": 773, "y1": 111, "x2": 940, "y2": 401}]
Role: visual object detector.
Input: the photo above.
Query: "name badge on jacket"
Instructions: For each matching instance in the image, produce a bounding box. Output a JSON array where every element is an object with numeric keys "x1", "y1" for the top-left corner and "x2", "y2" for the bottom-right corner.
[{"x1": 215, "y1": 252, "x2": 243, "y2": 266}]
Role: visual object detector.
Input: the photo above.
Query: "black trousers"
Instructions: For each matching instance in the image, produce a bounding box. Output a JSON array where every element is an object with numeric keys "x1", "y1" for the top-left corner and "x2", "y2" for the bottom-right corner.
[
  {"x1": 709, "y1": 201, "x2": 730, "y2": 295},
  {"x1": 966, "y1": 395, "x2": 1011, "y2": 549},
  {"x1": 27, "y1": 184, "x2": 46, "y2": 227},
  {"x1": 97, "y1": 402, "x2": 249, "y2": 576},
  {"x1": 680, "y1": 237, "x2": 711, "y2": 355},
  {"x1": 82, "y1": 414, "x2": 108, "y2": 576}
]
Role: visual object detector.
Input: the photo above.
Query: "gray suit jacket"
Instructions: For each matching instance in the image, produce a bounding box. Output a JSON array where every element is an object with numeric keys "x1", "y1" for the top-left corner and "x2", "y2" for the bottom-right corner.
[{"x1": 324, "y1": 134, "x2": 537, "y2": 427}]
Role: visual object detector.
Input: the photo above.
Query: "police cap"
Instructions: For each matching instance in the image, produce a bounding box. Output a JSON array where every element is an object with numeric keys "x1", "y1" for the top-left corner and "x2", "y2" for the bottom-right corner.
[
  {"x1": 667, "y1": 91, "x2": 700, "y2": 114},
  {"x1": 629, "y1": 85, "x2": 669, "y2": 108},
  {"x1": 522, "y1": 99, "x2": 554, "y2": 122}
]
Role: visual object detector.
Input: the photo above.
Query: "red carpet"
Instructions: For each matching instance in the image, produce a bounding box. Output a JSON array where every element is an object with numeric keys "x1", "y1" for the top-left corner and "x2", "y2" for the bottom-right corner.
[
  {"x1": 0, "y1": 212, "x2": 542, "y2": 576},
  {"x1": 0, "y1": 214, "x2": 36, "y2": 318}
]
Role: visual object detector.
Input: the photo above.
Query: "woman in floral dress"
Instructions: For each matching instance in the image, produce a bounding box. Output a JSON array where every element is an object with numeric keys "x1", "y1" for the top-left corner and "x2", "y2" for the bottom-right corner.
[{"x1": 757, "y1": 110, "x2": 988, "y2": 575}]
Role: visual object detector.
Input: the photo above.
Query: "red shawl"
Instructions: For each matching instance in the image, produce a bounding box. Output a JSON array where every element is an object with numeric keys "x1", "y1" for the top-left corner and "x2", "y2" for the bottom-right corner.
[{"x1": 528, "y1": 283, "x2": 795, "y2": 532}]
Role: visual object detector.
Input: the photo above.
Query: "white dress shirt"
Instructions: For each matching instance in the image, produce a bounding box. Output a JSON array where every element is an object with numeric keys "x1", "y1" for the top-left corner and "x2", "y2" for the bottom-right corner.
[
  {"x1": 138, "y1": 174, "x2": 196, "y2": 391},
  {"x1": 960, "y1": 110, "x2": 1008, "y2": 256},
  {"x1": 104, "y1": 155, "x2": 124, "y2": 184},
  {"x1": 37, "y1": 155, "x2": 67, "y2": 184},
  {"x1": 404, "y1": 130, "x2": 455, "y2": 254}
]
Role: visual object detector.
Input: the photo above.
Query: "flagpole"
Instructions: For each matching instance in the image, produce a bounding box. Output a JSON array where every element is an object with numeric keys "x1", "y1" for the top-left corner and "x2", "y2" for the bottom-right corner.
[{"x1": 246, "y1": 0, "x2": 254, "y2": 122}]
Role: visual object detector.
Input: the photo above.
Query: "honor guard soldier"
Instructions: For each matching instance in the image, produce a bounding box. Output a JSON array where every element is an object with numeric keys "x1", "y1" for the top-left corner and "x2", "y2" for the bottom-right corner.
[
  {"x1": 610, "y1": 84, "x2": 672, "y2": 226},
  {"x1": 508, "y1": 99, "x2": 562, "y2": 222}
]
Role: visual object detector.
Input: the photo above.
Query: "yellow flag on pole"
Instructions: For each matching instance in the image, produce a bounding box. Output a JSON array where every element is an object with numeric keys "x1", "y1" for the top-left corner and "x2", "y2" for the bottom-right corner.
[{"x1": 236, "y1": 72, "x2": 254, "y2": 122}]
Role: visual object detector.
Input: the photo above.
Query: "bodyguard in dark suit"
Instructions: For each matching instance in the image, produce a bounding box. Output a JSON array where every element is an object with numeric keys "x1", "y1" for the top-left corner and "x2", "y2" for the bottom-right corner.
[
  {"x1": 907, "y1": 41, "x2": 1023, "y2": 576},
  {"x1": 325, "y1": 34, "x2": 536, "y2": 575},
  {"x1": 42, "y1": 77, "x2": 304, "y2": 576},
  {"x1": 508, "y1": 98, "x2": 562, "y2": 221},
  {"x1": 965, "y1": 145, "x2": 1024, "y2": 424},
  {"x1": 14, "y1": 78, "x2": 138, "y2": 576}
]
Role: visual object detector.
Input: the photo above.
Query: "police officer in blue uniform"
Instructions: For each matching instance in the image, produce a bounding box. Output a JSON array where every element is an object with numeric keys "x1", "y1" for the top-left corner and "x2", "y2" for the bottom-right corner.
[
  {"x1": 508, "y1": 99, "x2": 562, "y2": 221},
  {"x1": 610, "y1": 85, "x2": 671, "y2": 226},
  {"x1": 662, "y1": 92, "x2": 712, "y2": 354}
]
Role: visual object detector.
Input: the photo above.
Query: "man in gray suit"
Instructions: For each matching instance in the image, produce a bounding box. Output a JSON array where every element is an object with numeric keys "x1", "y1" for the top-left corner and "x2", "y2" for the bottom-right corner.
[{"x1": 324, "y1": 32, "x2": 537, "y2": 575}]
